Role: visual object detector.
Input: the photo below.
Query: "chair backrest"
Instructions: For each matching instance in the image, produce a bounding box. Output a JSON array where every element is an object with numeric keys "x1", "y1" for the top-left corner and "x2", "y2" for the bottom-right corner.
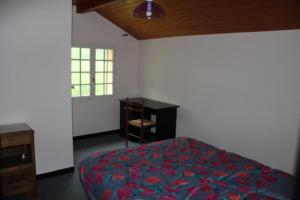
[
  {"x1": 125, "y1": 98, "x2": 144, "y2": 121},
  {"x1": 125, "y1": 98, "x2": 144, "y2": 113}
]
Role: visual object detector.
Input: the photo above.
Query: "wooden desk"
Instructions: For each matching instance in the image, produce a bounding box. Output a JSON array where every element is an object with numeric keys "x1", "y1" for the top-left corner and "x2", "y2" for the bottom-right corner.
[{"x1": 120, "y1": 98, "x2": 180, "y2": 141}]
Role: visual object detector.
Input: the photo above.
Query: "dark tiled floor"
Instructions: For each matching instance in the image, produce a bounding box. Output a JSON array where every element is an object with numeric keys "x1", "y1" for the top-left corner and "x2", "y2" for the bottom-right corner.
[{"x1": 4, "y1": 134, "x2": 139, "y2": 200}]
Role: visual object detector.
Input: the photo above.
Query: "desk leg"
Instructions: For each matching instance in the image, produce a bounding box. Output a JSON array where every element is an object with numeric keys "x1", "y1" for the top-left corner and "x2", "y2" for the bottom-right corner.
[
  {"x1": 27, "y1": 189, "x2": 35, "y2": 200},
  {"x1": 156, "y1": 108, "x2": 177, "y2": 141}
]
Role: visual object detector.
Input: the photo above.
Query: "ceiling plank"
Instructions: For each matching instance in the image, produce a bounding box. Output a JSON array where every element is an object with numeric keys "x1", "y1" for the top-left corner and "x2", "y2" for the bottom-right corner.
[
  {"x1": 76, "y1": 0, "x2": 121, "y2": 13},
  {"x1": 96, "y1": 0, "x2": 300, "y2": 40}
]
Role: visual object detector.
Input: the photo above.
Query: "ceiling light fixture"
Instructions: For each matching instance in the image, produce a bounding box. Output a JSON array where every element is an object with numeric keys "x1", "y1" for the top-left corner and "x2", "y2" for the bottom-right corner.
[{"x1": 133, "y1": 0, "x2": 165, "y2": 20}]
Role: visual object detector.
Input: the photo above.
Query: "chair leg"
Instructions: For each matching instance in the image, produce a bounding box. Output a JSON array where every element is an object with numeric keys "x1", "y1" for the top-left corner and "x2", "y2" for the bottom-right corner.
[
  {"x1": 140, "y1": 128, "x2": 144, "y2": 145},
  {"x1": 125, "y1": 132, "x2": 128, "y2": 148}
]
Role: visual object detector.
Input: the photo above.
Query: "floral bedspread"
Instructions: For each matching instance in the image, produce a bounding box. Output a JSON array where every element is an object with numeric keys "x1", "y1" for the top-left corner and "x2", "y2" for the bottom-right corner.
[{"x1": 79, "y1": 137, "x2": 296, "y2": 200}]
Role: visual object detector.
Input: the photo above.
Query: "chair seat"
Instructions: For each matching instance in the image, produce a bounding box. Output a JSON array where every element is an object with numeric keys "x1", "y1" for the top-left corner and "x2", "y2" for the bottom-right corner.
[{"x1": 129, "y1": 119, "x2": 156, "y2": 128}]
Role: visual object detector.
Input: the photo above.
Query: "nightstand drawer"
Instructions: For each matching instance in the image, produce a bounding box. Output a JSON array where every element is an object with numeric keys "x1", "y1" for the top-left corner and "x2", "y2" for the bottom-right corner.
[
  {"x1": 1, "y1": 164, "x2": 33, "y2": 182},
  {"x1": 0, "y1": 132, "x2": 32, "y2": 148},
  {"x1": 0, "y1": 164, "x2": 34, "y2": 196}
]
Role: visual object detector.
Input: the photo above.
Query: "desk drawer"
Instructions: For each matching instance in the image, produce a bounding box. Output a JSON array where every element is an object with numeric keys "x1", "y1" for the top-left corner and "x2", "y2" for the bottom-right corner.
[{"x1": 0, "y1": 133, "x2": 32, "y2": 148}]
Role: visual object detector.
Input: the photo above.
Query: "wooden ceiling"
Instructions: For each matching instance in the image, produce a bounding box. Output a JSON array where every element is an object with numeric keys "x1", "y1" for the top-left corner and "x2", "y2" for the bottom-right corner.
[{"x1": 75, "y1": 0, "x2": 300, "y2": 40}]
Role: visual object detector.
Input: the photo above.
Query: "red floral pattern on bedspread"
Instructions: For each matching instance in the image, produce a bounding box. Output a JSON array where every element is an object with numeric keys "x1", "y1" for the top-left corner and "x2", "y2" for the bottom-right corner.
[{"x1": 79, "y1": 137, "x2": 296, "y2": 200}]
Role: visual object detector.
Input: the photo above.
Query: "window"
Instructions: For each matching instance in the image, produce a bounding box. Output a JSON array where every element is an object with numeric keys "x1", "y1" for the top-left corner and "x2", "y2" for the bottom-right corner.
[
  {"x1": 71, "y1": 47, "x2": 91, "y2": 97},
  {"x1": 95, "y1": 49, "x2": 113, "y2": 96},
  {"x1": 71, "y1": 47, "x2": 114, "y2": 98}
]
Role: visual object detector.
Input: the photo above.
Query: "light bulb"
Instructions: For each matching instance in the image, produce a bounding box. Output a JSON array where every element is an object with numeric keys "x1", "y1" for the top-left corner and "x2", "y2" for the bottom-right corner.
[{"x1": 146, "y1": 11, "x2": 152, "y2": 17}]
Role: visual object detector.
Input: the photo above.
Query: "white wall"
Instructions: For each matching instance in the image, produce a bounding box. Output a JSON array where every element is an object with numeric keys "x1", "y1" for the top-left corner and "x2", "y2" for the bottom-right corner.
[
  {"x1": 139, "y1": 30, "x2": 300, "y2": 174},
  {"x1": 0, "y1": 0, "x2": 74, "y2": 174},
  {"x1": 72, "y1": 8, "x2": 139, "y2": 136}
]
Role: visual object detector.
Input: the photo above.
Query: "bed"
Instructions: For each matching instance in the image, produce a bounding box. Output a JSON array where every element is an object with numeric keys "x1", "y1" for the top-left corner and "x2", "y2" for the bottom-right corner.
[{"x1": 79, "y1": 137, "x2": 296, "y2": 200}]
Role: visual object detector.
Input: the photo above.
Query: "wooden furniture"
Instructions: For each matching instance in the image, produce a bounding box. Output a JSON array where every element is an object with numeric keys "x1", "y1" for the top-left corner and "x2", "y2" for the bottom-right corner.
[
  {"x1": 0, "y1": 123, "x2": 36, "y2": 200},
  {"x1": 120, "y1": 98, "x2": 180, "y2": 141},
  {"x1": 75, "y1": 0, "x2": 300, "y2": 40},
  {"x1": 125, "y1": 98, "x2": 156, "y2": 147}
]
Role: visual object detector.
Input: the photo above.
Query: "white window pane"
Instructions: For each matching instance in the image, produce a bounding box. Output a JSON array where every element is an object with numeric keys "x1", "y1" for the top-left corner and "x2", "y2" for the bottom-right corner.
[
  {"x1": 104, "y1": 49, "x2": 108, "y2": 60},
  {"x1": 95, "y1": 73, "x2": 104, "y2": 84},
  {"x1": 106, "y1": 84, "x2": 113, "y2": 95},
  {"x1": 81, "y1": 73, "x2": 90, "y2": 84},
  {"x1": 107, "y1": 49, "x2": 113, "y2": 60},
  {"x1": 71, "y1": 47, "x2": 80, "y2": 59},
  {"x1": 81, "y1": 85, "x2": 90, "y2": 97},
  {"x1": 81, "y1": 48, "x2": 90, "y2": 60},
  {"x1": 71, "y1": 73, "x2": 80, "y2": 84},
  {"x1": 81, "y1": 61, "x2": 90, "y2": 72},
  {"x1": 96, "y1": 49, "x2": 104, "y2": 60},
  {"x1": 107, "y1": 61, "x2": 113, "y2": 72},
  {"x1": 95, "y1": 84, "x2": 104, "y2": 96},
  {"x1": 71, "y1": 85, "x2": 80, "y2": 97},
  {"x1": 71, "y1": 60, "x2": 80, "y2": 72},
  {"x1": 107, "y1": 73, "x2": 113, "y2": 83},
  {"x1": 95, "y1": 61, "x2": 104, "y2": 72}
]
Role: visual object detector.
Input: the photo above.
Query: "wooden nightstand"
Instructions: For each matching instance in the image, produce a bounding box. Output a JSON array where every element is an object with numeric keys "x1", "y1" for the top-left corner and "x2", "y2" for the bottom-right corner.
[{"x1": 0, "y1": 123, "x2": 36, "y2": 199}]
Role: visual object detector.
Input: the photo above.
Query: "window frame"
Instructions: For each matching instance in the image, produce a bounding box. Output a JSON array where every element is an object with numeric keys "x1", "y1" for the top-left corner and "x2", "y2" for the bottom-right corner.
[
  {"x1": 71, "y1": 45, "x2": 115, "y2": 100},
  {"x1": 71, "y1": 47, "x2": 92, "y2": 98}
]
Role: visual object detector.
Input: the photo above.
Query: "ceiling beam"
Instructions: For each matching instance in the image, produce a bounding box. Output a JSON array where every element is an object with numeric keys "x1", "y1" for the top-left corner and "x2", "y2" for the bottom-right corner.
[{"x1": 76, "y1": 0, "x2": 121, "y2": 13}]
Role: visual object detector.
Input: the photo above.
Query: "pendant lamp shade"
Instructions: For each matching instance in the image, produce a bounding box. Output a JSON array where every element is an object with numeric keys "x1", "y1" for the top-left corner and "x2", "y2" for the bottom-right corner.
[{"x1": 133, "y1": 0, "x2": 165, "y2": 19}]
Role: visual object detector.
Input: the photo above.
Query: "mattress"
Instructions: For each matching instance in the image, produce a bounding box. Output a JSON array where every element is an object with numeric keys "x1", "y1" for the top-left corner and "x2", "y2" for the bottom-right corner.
[{"x1": 79, "y1": 137, "x2": 296, "y2": 200}]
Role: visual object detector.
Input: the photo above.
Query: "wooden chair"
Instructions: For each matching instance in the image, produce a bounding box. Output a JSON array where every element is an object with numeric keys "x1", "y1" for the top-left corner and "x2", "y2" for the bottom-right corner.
[{"x1": 125, "y1": 98, "x2": 156, "y2": 147}]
